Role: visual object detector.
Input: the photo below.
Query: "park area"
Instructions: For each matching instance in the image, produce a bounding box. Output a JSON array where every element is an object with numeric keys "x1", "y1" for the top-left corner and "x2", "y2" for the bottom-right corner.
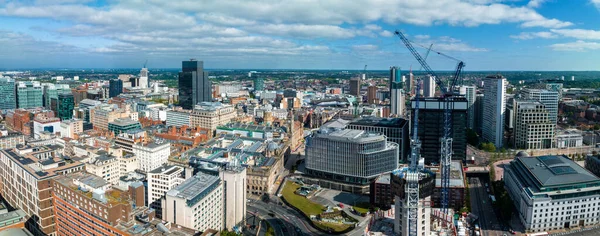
[{"x1": 281, "y1": 180, "x2": 356, "y2": 232}]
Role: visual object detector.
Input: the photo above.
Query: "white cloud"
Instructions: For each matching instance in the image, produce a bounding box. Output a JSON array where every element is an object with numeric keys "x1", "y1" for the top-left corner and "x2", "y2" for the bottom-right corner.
[
  {"x1": 510, "y1": 31, "x2": 557, "y2": 40},
  {"x1": 379, "y1": 30, "x2": 393, "y2": 37},
  {"x1": 413, "y1": 35, "x2": 487, "y2": 52},
  {"x1": 550, "y1": 40, "x2": 600, "y2": 51},
  {"x1": 352, "y1": 44, "x2": 379, "y2": 51},
  {"x1": 593, "y1": 0, "x2": 600, "y2": 9},
  {"x1": 550, "y1": 29, "x2": 600, "y2": 40},
  {"x1": 520, "y1": 18, "x2": 572, "y2": 28},
  {"x1": 527, "y1": 0, "x2": 546, "y2": 8}
]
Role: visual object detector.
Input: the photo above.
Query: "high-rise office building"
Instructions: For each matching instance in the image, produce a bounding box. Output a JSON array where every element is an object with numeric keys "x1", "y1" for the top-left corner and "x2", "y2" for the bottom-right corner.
[
  {"x1": 305, "y1": 128, "x2": 399, "y2": 193},
  {"x1": 109, "y1": 79, "x2": 123, "y2": 98},
  {"x1": 367, "y1": 85, "x2": 378, "y2": 104},
  {"x1": 422, "y1": 76, "x2": 436, "y2": 97},
  {"x1": 16, "y1": 81, "x2": 43, "y2": 108},
  {"x1": 349, "y1": 78, "x2": 361, "y2": 97},
  {"x1": 512, "y1": 100, "x2": 555, "y2": 149},
  {"x1": 482, "y1": 75, "x2": 506, "y2": 148},
  {"x1": 347, "y1": 117, "x2": 410, "y2": 163},
  {"x1": 0, "y1": 78, "x2": 16, "y2": 110},
  {"x1": 179, "y1": 60, "x2": 211, "y2": 109},
  {"x1": 50, "y1": 93, "x2": 75, "y2": 121},
  {"x1": 133, "y1": 141, "x2": 170, "y2": 173},
  {"x1": 411, "y1": 97, "x2": 468, "y2": 163},
  {"x1": 546, "y1": 83, "x2": 563, "y2": 100},
  {"x1": 42, "y1": 83, "x2": 70, "y2": 108},
  {"x1": 474, "y1": 93, "x2": 484, "y2": 134},
  {"x1": 459, "y1": 86, "x2": 476, "y2": 130},
  {"x1": 520, "y1": 88, "x2": 559, "y2": 124},
  {"x1": 390, "y1": 66, "x2": 405, "y2": 116},
  {"x1": 409, "y1": 70, "x2": 415, "y2": 96},
  {"x1": 253, "y1": 77, "x2": 264, "y2": 91},
  {"x1": 220, "y1": 166, "x2": 247, "y2": 231},
  {"x1": 139, "y1": 67, "x2": 149, "y2": 88},
  {"x1": 164, "y1": 173, "x2": 223, "y2": 232}
]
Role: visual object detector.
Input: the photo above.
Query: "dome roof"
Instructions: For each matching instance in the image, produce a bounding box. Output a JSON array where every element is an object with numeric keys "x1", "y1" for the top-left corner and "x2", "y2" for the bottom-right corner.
[{"x1": 516, "y1": 151, "x2": 529, "y2": 157}]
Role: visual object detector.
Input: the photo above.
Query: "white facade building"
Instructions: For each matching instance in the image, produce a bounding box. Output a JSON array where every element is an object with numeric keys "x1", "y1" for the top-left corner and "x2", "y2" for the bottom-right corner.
[
  {"x1": 85, "y1": 155, "x2": 120, "y2": 184},
  {"x1": 139, "y1": 68, "x2": 149, "y2": 88},
  {"x1": 220, "y1": 166, "x2": 247, "y2": 231},
  {"x1": 147, "y1": 165, "x2": 185, "y2": 219},
  {"x1": 513, "y1": 100, "x2": 555, "y2": 150},
  {"x1": 190, "y1": 102, "x2": 236, "y2": 131},
  {"x1": 521, "y1": 88, "x2": 559, "y2": 124},
  {"x1": 164, "y1": 173, "x2": 224, "y2": 232},
  {"x1": 482, "y1": 75, "x2": 506, "y2": 148},
  {"x1": 505, "y1": 155, "x2": 600, "y2": 233},
  {"x1": 133, "y1": 141, "x2": 170, "y2": 173},
  {"x1": 459, "y1": 86, "x2": 476, "y2": 130},
  {"x1": 166, "y1": 110, "x2": 191, "y2": 127},
  {"x1": 556, "y1": 129, "x2": 583, "y2": 149},
  {"x1": 33, "y1": 117, "x2": 61, "y2": 139},
  {"x1": 422, "y1": 76, "x2": 436, "y2": 98}
]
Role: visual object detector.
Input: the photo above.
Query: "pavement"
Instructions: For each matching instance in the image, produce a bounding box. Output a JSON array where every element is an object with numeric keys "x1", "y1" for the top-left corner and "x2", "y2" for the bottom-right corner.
[
  {"x1": 492, "y1": 159, "x2": 512, "y2": 181},
  {"x1": 469, "y1": 177, "x2": 511, "y2": 236}
]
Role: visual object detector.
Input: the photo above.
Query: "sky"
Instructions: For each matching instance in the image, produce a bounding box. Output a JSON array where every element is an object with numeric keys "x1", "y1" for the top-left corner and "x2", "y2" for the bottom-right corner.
[{"x1": 0, "y1": 0, "x2": 599, "y2": 71}]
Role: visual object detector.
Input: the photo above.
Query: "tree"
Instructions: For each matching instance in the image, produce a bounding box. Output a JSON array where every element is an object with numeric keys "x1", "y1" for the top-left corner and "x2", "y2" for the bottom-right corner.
[
  {"x1": 220, "y1": 230, "x2": 240, "y2": 236},
  {"x1": 481, "y1": 142, "x2": 496, "y2": 152},
  {"x1": 594, "y1": 124, "x2": 600, "y2": 130},
  {"x1": 467, "y1": 129, "x2": 480, "y2": 146}
]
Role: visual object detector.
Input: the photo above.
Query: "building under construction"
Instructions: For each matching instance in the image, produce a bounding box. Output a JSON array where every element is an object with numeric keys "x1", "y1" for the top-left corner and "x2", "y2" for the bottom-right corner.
[{"x1": 391, "y1": 163, "x2": 435, "y2": 235}]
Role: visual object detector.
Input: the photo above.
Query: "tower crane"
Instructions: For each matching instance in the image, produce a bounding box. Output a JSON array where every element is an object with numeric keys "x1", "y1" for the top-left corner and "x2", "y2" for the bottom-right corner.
[{"x1": 394, "y1": 30, "x2": 465, "y2": 224}]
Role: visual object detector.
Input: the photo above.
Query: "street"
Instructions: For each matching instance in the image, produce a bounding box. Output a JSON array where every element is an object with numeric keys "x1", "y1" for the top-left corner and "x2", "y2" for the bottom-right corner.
[{"x1": 469, "y1": 177, "x2": 509, "y2": 236}]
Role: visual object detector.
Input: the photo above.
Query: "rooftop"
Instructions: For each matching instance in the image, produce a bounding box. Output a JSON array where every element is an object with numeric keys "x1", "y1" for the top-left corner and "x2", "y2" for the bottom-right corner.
[
  {"x1": 515, "y1": 155, "x2": 599, "y2": 187},
  {"x1": 109, "y1": 118, "x2": 140, "y2": 127},
  {"x1": 0, "y1": 148, "x2": 84, "y2": 180},
  {"x1": 148, "y1": 165, "x2": 183, "y2": 175},
  {"x1": 349, "y1": 116, "x2": 408, "y2": 128},
  {"x1": 166, "y1": 173, "x2": 220, "y2": 203},
  {"x1": 313, "y1": 128, "x2": 385, "y2": 143},
  {"x1": 53, "y1": 172, "x2": 129, "y2": 205}
]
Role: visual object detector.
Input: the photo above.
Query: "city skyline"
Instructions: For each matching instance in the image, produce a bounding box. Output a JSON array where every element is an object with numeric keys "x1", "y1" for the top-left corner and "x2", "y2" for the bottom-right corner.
[{"x1": 0, "y1": 0, "x2": 599, "y2": 70}]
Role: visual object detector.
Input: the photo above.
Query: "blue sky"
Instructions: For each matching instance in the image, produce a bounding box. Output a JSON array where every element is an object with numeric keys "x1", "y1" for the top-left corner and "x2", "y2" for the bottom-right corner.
[{"x1": 0, "y1": 0, "x2": 599, "y2": 70}]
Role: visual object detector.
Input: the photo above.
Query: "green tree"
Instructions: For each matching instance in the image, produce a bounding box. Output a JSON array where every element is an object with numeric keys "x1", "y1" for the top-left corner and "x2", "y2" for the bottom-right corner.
[
  {"x1": 481, "y1": 142, "x2": 496, "y2": 152},
  {"x1": 594, "y1": 124, "x2": 600, "y2": 130},
  {"x1": 220, "y1": 230, "x2": 240, "y2": 236},
  {"x1": 466, "y1": 129, "x2": 480, "y2": 146}
]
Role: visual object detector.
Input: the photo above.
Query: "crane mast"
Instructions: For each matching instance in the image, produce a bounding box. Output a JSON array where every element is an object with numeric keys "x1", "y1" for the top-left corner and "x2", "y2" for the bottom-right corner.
[{"x1": 394, "y1": 30, "x2": 465, "y2": 226}]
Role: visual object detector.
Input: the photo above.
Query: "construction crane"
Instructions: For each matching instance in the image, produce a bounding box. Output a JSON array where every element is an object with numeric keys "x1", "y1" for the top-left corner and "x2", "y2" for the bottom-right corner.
[
  {"x1": 143, "y1": 59, "x2": 148, "y2": 68},
  {"x1": 394, "y1": 30, "x2": 465, "y2": 222},
  {"x1": 405, "y1": 76, "x2": 422, "y2": 236}
]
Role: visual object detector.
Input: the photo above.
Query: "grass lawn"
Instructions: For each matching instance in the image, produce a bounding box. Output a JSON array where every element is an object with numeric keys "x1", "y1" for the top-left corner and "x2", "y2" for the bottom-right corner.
[
  {"x1": 265, "y1": 221, "x2": 275, "y2": 236},
  {"x1": 281, "y1": 181, "x2": 324, "y2": 216},
  {"x1": 353, "y1": 202, "x2": 371, "y2": 214},
  {"x1": 314, "y1": 221, "x2": 353, "y2": 232}
]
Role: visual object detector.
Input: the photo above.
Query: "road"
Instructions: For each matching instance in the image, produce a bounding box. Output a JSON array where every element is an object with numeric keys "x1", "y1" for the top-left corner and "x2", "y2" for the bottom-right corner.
[
  {"x1": 248, "y1": 197, "x2": 368, "y2": 236},
  {"x1": 469, "y1": 177, "x2": 509, "y2": 236}
]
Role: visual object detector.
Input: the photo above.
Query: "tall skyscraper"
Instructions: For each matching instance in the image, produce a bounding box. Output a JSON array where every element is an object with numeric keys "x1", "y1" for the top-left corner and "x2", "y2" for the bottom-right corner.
[
  {"x1": 390, "y1": 66, "x2": 405, "y2": 116},
  {"x1": 0, "y1": 78, "x2": 16, "y2": 110},
  {"x1": 520, "y1": 88, "x2": 559, "y2": 124},
  {"x1": 459, "y1": 86, "x2": 476, "y2": 130},
  {"x1": 367, "y1": 85, "x2": 378, "y2": 104},
  {"x1": 482, "y1": 75, "x2": 506, "y2": 148},
  {"x1": 179, "y1": 59, "x2": 211, "y2": 109},
  {"x1": 349, "y1": 78, "x2": 360, "y2": 97},
  {"x1": 512, "y1": 99, "x2": 555, "y2": 149},
  {"x1": 422, "y1": 76, "x2": 436, "y2": 97},
  {"x1": 16, "y1": 81, "x2": 43, "y2": 109},
  {"x1": 109, "y1": 79, "x2": 123, "y2": 98},
  {"x1": 253, "y1": 77, "x2": 264, "y2": 91},
  {"x1": 474, "y1": 93, "x2": 484, "y2": 134},
  {"x1": 411, "y1": 97, "x2": 468, "y2": 164},
  {"x1": 139, "y1": 67, "x2": 149, "y2": 88}
]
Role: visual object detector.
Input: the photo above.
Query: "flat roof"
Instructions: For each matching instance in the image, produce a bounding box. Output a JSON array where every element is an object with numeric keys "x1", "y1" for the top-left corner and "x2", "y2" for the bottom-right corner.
[
  {"x1": 167, "y1": 173, "x2": 220, "y2": 201},
  {"x1": 109, "y1": 118, "x2": 140, "y2": 126},
  {"x1": 149, "y1": 165, "x2": 182, "y2": 174},
  {"x1": 349, "y1": 116, "x2": 408, "y2": 128},
  {"x1": 516, "y1": 155, "x2": 599, "y2": 187}
]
